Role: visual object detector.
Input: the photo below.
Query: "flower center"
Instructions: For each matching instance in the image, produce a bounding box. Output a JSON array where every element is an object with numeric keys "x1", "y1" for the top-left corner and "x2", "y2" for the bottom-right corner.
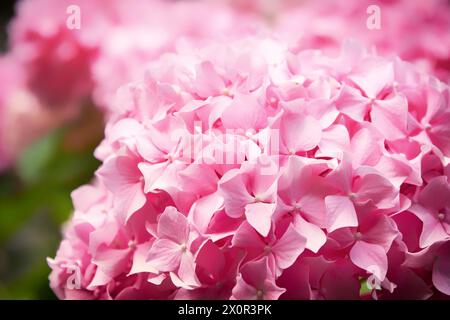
[
  {"x1": 222, "y1": 87, "x2": 234, "y2": 97},
  {"x1": 438, "y1": 213, "x2": 445, "y2": 221},
  {"x1": 354, "y1": 232, "x2": 363, "y2": 240},
  {"x1": 166, "y1": 154, "x2": 174, "y2": 163},
  {"x1": 180, "y1": 244, "x2": 188, "y2": 253},
  {"x1": 292, "y1": 203, "x2": 301, "y2": 212},
  {"x1": 254, "y1": 195, "x2": 263, "y2": 203},
  {"x1": 128, "y1": 239, "x2": 137, "y2": 249},
  {"x1": 256, "y1": 290, "x2": 264, "y2": 300},
  {"x1": 269, "y1": 97, "x2": 277, "y2": 105},
  {"x1": 264, "y1": 245, "x2": 272, "y2": 254}
]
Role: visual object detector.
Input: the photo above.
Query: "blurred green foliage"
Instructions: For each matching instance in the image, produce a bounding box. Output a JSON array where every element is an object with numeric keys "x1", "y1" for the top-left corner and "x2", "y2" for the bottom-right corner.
[{"x1": 0, "y1": 106, "x2": 102, "y2": 299}]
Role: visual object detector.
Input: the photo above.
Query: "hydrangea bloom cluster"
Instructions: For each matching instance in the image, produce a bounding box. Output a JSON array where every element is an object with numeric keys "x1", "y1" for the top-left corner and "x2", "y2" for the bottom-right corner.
[{"x1": 49, "y1": 37, "x2": 450, "y2": 299}]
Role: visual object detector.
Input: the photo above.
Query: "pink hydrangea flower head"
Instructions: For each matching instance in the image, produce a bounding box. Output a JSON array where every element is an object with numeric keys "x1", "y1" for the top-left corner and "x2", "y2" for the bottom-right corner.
[
  {"x1": 50, "y1": 35, "x2": 450, "y2": 300},
  {"x1": 0, "y1": 54, "x2": 59, "y2": 170}
]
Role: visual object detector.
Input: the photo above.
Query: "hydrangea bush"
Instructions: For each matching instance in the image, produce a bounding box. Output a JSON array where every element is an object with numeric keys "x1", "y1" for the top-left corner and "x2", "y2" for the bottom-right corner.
[{"x1": 49, "y1": 37, "x2": 450, "y2": 299}]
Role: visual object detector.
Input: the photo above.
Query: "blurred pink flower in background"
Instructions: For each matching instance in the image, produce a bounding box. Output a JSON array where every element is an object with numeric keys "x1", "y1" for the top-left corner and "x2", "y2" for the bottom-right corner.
[
  {"x1": 226, "y1": 0, "x2": 450, "y2": 81},
  {"x1": 9, "y1": 0, "x2": 262, "y2": 111},
  {"x1": 274, "y1": 0, "x2": 450, "y2": 81},
  {"x1": 91, "y1": 0, "x2": 261, "y2": 111},
  {"x1": 9, "y1": 0, "x2": 102, "y2": 107},
  {"x1": 0, "y1": 54, "x2": 62, "y2": 170}
]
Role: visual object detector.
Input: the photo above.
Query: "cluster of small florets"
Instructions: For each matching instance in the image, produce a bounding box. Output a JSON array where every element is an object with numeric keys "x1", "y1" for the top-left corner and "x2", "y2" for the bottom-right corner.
[{"x1": 49, "y1": 37, "x2": 450, "y2": 300}]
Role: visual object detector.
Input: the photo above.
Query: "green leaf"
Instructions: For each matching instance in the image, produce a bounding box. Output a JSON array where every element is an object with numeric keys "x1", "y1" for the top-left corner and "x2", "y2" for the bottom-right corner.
[{"x1": 16, "y1": 130, "x2": 60, "y2": 185}]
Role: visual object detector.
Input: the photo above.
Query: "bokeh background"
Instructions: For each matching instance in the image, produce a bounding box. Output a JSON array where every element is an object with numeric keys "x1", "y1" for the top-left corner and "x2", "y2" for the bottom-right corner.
[{"x1": 0, "y1": 0, "x2": 102, "y2": 299}]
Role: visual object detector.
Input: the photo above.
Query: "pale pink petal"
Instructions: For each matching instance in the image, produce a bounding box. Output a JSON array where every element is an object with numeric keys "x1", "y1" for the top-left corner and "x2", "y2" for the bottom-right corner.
[
  {"x1": 128, "y1": 242, "x2": 158, "y2": 275},
  {"x1": 318, "y1": 124, "x2": 350, "y2": 159},
  {"x1": 244, "y1": 202, "x2": 275, "y2": 237},
  {"x1": 350, "y1": 127, "x2": 383, "y2": 167},
  {"x1": 349, "y1": 241, "x2": 388, "y2": 281},
  {"x1": 221, "y1": 92, "x2": 267, "y2": 130},
  {"x1": 371, "y1": 95, "x2": 408, "y2": 140},
  {"x1": 326, "y1": 155, "x2": 353, "y2": 194},
  {"x1": 353, "y1": 173, "x2": 397, "y2": 209},
  {"x1": 293, "y1": 215, "x2": 326, "y2": 253},
  {"x1": 189, "y1": 192, "x2": 224, "y2": 233},
  {"x1": 92, "y1": 248, "x2": 131, "y2": 284},
  {"x1": 157, "y1": 207, "x2": 189, "y2": 244},
  {"x1": 409, "y1": 204, "x2": 449, "y2": 248},
  {"x1": 147, "y1": 239, "x2": 182, "y2": 272},
  {"x1": 348, "y1": 58, "x2": 394, "y2": 99},
  {"x1": 335, "y1": 85, "x2": 370, "y2": 122},
  {"x1": 420, "y1": 215, "x2": 449, "y2": 248},
  {"x1": 194, "y1": 61, "x2": 225, "y2": 98},
  {"x1": 219, "y1": 169, "x2": 253, "y2": 218},
  {"x1": 138, "y1": 161, "x2": 170, "y2": 193},
  {"x1": 280, "y1": 113, "x2": 322, "y2": 153},
  {"x1": 178, "y1": 164, "x2": 218, "y2": 196},
  {"x1": 325, "y1": 195, "x2": 358, "y2": 232},
  {"x1": 374, "y1": 155, "x2": 412, "y2": 189},
  {"x1": 262, "y1": 280, "x2": 286, "y2": 300},
  {"x1": 177, "y1": 252, "x2": 201, "y2": 288},
  {"x1": 231, "y1": 275, "x2": 260, "y2": 300}
]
